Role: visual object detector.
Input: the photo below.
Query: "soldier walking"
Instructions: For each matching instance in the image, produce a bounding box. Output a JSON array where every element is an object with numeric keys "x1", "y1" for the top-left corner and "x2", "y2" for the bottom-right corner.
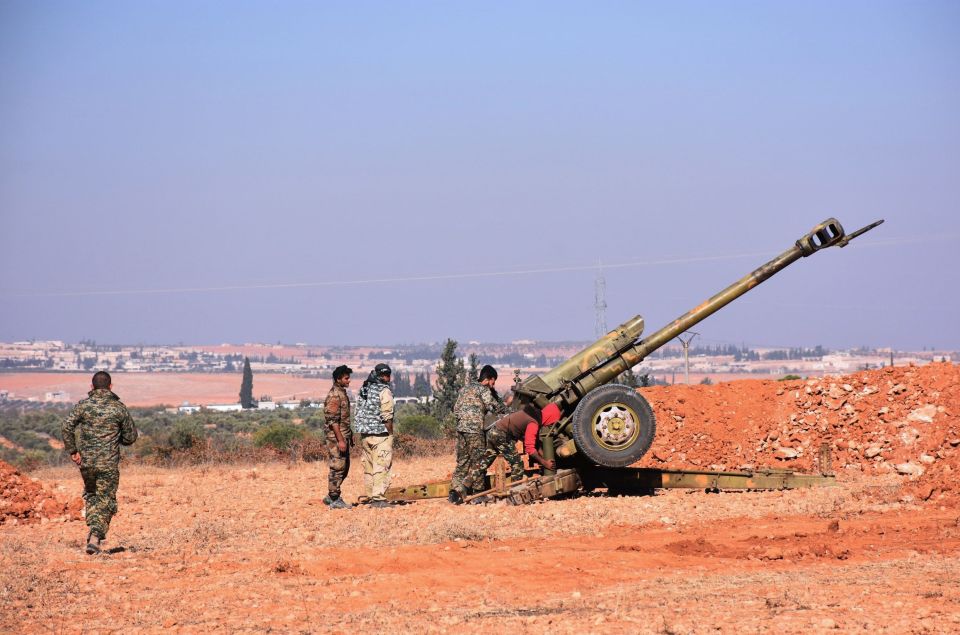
[
  {"x1": 323, "y1": 365, "x2": 353, "y2": 510},
  {"x1": 61, "y1": 371, "x2": 138, "y2": 555},
  {"x1": 353, "y1": 363, "x2": 395, "y2": 508},
  {"x1": 448, "y1": 365, "x2": 505, "y2": 504}
]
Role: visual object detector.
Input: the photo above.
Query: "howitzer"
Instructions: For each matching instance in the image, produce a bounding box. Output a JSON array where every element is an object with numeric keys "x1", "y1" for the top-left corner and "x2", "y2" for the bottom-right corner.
[{"x1": 514, "y1": 217, "x2": 884, "y2": 470}]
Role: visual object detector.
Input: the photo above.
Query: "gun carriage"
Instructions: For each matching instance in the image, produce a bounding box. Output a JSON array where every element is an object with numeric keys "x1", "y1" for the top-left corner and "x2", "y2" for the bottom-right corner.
[{"x1": 388, "y1": 217, "x2": 883, "y2": 503}]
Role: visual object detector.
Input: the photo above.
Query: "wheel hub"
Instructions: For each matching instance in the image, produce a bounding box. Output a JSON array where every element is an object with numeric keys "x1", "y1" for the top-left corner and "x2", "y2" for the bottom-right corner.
[{"x1": 593, "y1": 403, "x2": 640, "y2": 450}]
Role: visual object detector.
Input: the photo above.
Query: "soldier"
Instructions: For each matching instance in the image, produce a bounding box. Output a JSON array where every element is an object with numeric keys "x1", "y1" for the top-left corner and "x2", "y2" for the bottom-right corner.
[
  {"x1": 448, "y1": 364, "x2": 505, "y2": 504},
  {"x1": 61, "y1": 371, "x2": 138, "y2": 555},
  {"x1": 353, "y1": 363, "x2": 395, "y2": 508},
  {"x1": 478, "y1": 402, "x2": 560, "y2": 484},
  {"x1": 323, "y1": 364, "x2": 353, "y2": 510}
]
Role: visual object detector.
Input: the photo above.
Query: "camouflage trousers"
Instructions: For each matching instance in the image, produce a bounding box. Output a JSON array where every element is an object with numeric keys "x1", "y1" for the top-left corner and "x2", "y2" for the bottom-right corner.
[
  {"x1": 360, "y1": 434, "x2": 392, "y2": 501},
  {"x1": 80, "y1": 465, "x2": 120, "y2": 540},
  {"x1": 325, "y1": 426, "x2": 351, "y2": 499},
  {"x1": 481, "y1": 427, "x2": 524, "y2": 481},
  {"x1": 450, "y1": 432, "x2": 486, "y2": 496}
]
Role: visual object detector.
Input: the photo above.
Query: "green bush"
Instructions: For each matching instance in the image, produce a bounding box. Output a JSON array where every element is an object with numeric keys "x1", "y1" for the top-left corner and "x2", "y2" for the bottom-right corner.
[
  {"x1": 397, "y1": 414, "x2": 444, "y2": 439},
  {"x1": 779, "y1": 374, "x2": 802, "y2": 381},
  {"x1": 168, "y1": 420, "x2": 205, "y2": 450},
  {"x1": 253, "y1": 423, "x2": 306, "y2": 451}
]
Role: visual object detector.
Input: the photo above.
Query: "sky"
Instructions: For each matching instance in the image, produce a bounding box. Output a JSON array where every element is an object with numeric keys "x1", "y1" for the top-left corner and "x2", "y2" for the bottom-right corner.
[{"x1": 1, "y1": 1, "x2": 958, "y2": 350}]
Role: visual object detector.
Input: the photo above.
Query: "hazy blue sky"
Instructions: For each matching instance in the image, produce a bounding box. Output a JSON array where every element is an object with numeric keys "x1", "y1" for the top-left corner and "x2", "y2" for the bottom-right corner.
[{"x1": 2, "y1": 1, "x2": 958, "y2": 349}]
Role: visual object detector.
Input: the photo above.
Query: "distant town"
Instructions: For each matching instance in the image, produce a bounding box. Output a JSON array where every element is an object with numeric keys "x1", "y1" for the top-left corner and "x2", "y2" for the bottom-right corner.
[{"x1": 0, "y1": 339, "x2": 954, "y2": 409}]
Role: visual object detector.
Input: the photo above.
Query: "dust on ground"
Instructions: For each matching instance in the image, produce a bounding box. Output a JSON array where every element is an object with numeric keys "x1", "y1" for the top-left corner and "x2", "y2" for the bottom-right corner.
[{"x1": 2, "y1": 364, "x2": 959, "y2": 633}]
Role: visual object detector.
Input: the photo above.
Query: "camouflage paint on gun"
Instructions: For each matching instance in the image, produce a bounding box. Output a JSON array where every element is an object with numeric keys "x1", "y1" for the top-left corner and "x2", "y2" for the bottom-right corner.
[{"x1": 513, "y1": 217, "x2": 883, "y2": 466}]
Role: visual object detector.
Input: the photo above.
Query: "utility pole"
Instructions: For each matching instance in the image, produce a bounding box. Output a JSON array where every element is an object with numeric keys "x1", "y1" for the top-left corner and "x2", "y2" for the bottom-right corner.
[
  {"x1": 594, "y1": 259, "x2": 608, "y2": 338},
  {"x1": 676, "y1": 331, "x2": 699, "y2": 384}
]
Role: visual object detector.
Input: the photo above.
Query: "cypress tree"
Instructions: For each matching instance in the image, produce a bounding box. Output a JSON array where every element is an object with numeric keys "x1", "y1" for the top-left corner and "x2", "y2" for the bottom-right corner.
[
  {"x1": 468, "y1": 353, "x2": 479, "y2": 382},
  {"x1": 239, "y1": 357, "x2": 254, "y2": 408},
  {"x1": 432, "y1": 338, "x2": 465, "y2": 425}
]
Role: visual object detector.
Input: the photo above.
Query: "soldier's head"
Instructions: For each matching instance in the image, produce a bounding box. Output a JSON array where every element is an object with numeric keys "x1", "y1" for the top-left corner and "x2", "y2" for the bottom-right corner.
[
  {"x1": 91, "y1": 371, "x2": 112, "y2": 390},
  {"x1": 478, "y1": 364, "x2": 497, "y2": 387},
  {"x1": 374, "y1": 363, "x2": 392, "y2": 382},
  {"x1": 332, "y1": 365, "x2": 353, "y2": 387}
]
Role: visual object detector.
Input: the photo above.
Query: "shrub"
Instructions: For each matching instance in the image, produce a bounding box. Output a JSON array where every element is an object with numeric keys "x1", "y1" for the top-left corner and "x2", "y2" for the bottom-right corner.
[
  {"x1": 779, "y1": 374, "x2": 802, "y2": 381},
  {"x1": 290, "y1": 433, "x2": 328, "y2": 462},
  {"x1": 253, "y1": 423, "x2": 306, "y2": 451},
  {"x1": 397, "y1": 414, "x2": 444, "y2": 439},
  {"x1": 169, "y1": 420, "x2": 205, "y2": 450}
]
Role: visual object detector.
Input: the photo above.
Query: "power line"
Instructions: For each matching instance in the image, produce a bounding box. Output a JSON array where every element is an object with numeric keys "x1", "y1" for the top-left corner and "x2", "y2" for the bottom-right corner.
[{"x1": 0, "y1": 232, "x2": 945, "y2": 299}]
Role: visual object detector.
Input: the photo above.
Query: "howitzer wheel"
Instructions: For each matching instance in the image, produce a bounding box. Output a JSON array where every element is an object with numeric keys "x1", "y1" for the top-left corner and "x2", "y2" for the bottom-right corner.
[{"x1": 571, "y1": 384, "x2": 656, "y2": 467}]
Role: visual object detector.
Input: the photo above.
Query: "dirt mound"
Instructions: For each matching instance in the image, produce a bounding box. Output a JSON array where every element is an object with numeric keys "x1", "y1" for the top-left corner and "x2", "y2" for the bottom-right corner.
[
  {"x1": 0, "y1": 460, "x2": 81, "y2": 525},
  {"x1": 638, "y1": 362, "x2": 960, "y2": 503}
]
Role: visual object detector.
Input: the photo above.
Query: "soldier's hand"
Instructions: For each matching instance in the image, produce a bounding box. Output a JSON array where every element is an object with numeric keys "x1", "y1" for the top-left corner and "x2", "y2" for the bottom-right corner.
[
  {"x1": 544, "y1": 459, "x2": 556, "y2": 470},
  {"x1": 70, "y1": 452, "x2": 81, "y2": 466},
  {"x1": 338, "y1": 440, "x2": 347, "y2": 453}
]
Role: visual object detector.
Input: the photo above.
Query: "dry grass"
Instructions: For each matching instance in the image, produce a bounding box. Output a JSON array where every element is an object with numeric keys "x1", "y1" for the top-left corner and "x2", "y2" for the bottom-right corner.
[{"x1": 3, "y1": 457, "x2": 958, "y2": 633}]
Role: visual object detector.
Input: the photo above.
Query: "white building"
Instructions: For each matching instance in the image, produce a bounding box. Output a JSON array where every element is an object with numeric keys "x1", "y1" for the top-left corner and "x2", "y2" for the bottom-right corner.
[{"x1": 207, "y1": 403, "x2": 243, "y2": 413}]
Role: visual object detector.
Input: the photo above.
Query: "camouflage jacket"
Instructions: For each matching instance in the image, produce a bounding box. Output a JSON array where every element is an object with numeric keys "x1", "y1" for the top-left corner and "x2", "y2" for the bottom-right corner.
[
  {"x1": 323, "y1": 384, "x2": 351, "y2": 434},
  {"x1": 61, "y1": 389, "x2": 138, "y2": 468},
  {"x1": 353, "y1": 380, "x2": 394, "y2": 435},
  {"x1": 453, "y1": 380, "x2": 506, "y2": 434}
]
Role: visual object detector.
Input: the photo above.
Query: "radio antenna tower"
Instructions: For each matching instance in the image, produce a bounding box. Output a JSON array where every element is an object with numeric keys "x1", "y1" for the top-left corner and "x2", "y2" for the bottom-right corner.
[{"x1": 594, "y1": 259, "x2": 608, "y2": 338}]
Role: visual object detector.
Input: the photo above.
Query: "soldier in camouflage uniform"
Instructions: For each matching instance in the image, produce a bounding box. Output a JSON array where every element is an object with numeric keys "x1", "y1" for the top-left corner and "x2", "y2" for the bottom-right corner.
[
  {"x1": 323, "y1": 365, "x2": 353, "y2": 510},
  {"x1": 61, "y1": 371, "x2": 138, "y2": 555},
  {"x1": 476, "y1": 403, "x2": 560, "y2": 485},
  {"x1": 448, "y1": 365, "x2": 505, "y2": 503}
]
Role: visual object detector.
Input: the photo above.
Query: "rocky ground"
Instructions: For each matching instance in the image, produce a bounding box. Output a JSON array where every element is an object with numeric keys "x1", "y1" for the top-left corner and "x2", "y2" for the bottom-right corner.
[{"x1": 2, "y1": 363, "x2": 959, "y2": 633}]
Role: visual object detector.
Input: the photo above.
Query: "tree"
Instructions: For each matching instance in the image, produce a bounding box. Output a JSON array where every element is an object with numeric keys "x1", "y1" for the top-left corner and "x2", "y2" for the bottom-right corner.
[
  {"x1": 468, "y1": 353, "x2": 479, "y2": 382},
  {"x1": 617, "y1": 368, "x2": 638, "y2": 388},
  {"x1": 239, "y1": 357, "x2": 254, "y2": 408},
  {"x1": 432, "y1": 338, "x2": 465, "y2": 425},
  {"x1": 413, "y1": 373, "x2": 432, "y2": 399}
]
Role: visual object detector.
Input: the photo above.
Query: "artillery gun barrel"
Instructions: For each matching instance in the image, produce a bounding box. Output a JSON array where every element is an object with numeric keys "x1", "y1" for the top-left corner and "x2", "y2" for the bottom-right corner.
[{"x1": 521, "y1": 218, "x2": 883, "y2": 410}]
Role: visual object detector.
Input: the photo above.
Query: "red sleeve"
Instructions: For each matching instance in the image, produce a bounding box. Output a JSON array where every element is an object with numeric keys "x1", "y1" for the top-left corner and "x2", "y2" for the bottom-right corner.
[{"x1": 524, "y1": 422, "x2": 539, "y2": 456}]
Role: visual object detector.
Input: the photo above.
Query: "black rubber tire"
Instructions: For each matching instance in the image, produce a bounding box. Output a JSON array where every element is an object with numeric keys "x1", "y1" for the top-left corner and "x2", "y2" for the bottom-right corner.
[{"x1": 571, "y1": 384, "x2": 656, "y2": 467}]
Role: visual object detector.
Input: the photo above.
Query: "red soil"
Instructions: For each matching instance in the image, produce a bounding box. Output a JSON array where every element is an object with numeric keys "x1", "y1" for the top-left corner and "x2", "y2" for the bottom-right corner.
[
  {"x1": 0, "y1": 460, "x2": 81, "y2": 525},
  {"x1": 638, "y1": 362, "x2": 960, "y2": 505}
]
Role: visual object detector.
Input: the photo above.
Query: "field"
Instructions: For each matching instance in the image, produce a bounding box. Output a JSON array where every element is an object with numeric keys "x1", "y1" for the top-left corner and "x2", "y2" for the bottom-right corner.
[
  {"x1": 0, "y1": 371, "x2": 767, "y2": 408},
  {"x1": 0, "y1": 373, "x2": 333, "y2": 407},
  {"x1": 2, "y1": 363, "x2": 959, "y2": 633}
]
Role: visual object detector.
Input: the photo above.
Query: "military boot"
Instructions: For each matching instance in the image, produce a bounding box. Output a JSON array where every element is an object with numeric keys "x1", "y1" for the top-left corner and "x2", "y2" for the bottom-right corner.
[
  {"x1": 329, "y1": 497, "x2": 352, "y2": 510},
  {"x1": 85, "y1": 531, "x2": 101, "y2": 555},
  {"x1": 322, "y1": 495, "x2": 334, "y2": 506}
]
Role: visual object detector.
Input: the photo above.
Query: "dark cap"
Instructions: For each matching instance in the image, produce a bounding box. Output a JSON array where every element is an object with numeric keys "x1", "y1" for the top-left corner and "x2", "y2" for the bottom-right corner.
[{"x1": 374, "y1": 363, "x2": 392, "y2": 376}]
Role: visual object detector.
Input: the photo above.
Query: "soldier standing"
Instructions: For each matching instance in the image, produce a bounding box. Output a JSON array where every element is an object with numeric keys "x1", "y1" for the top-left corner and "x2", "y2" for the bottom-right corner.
[
  {"x1": 353, "y1": 363, "x2": 395, "y2": 508},
  {"x1": 61, "y1": 371, "x2": 138, "y2": 555},
  {"x1": 323, "y1": 365, "x2": 353, "y2": 509},
  {"x1": 448, "y1": 365, "x2": 505, "y2": 504}
]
